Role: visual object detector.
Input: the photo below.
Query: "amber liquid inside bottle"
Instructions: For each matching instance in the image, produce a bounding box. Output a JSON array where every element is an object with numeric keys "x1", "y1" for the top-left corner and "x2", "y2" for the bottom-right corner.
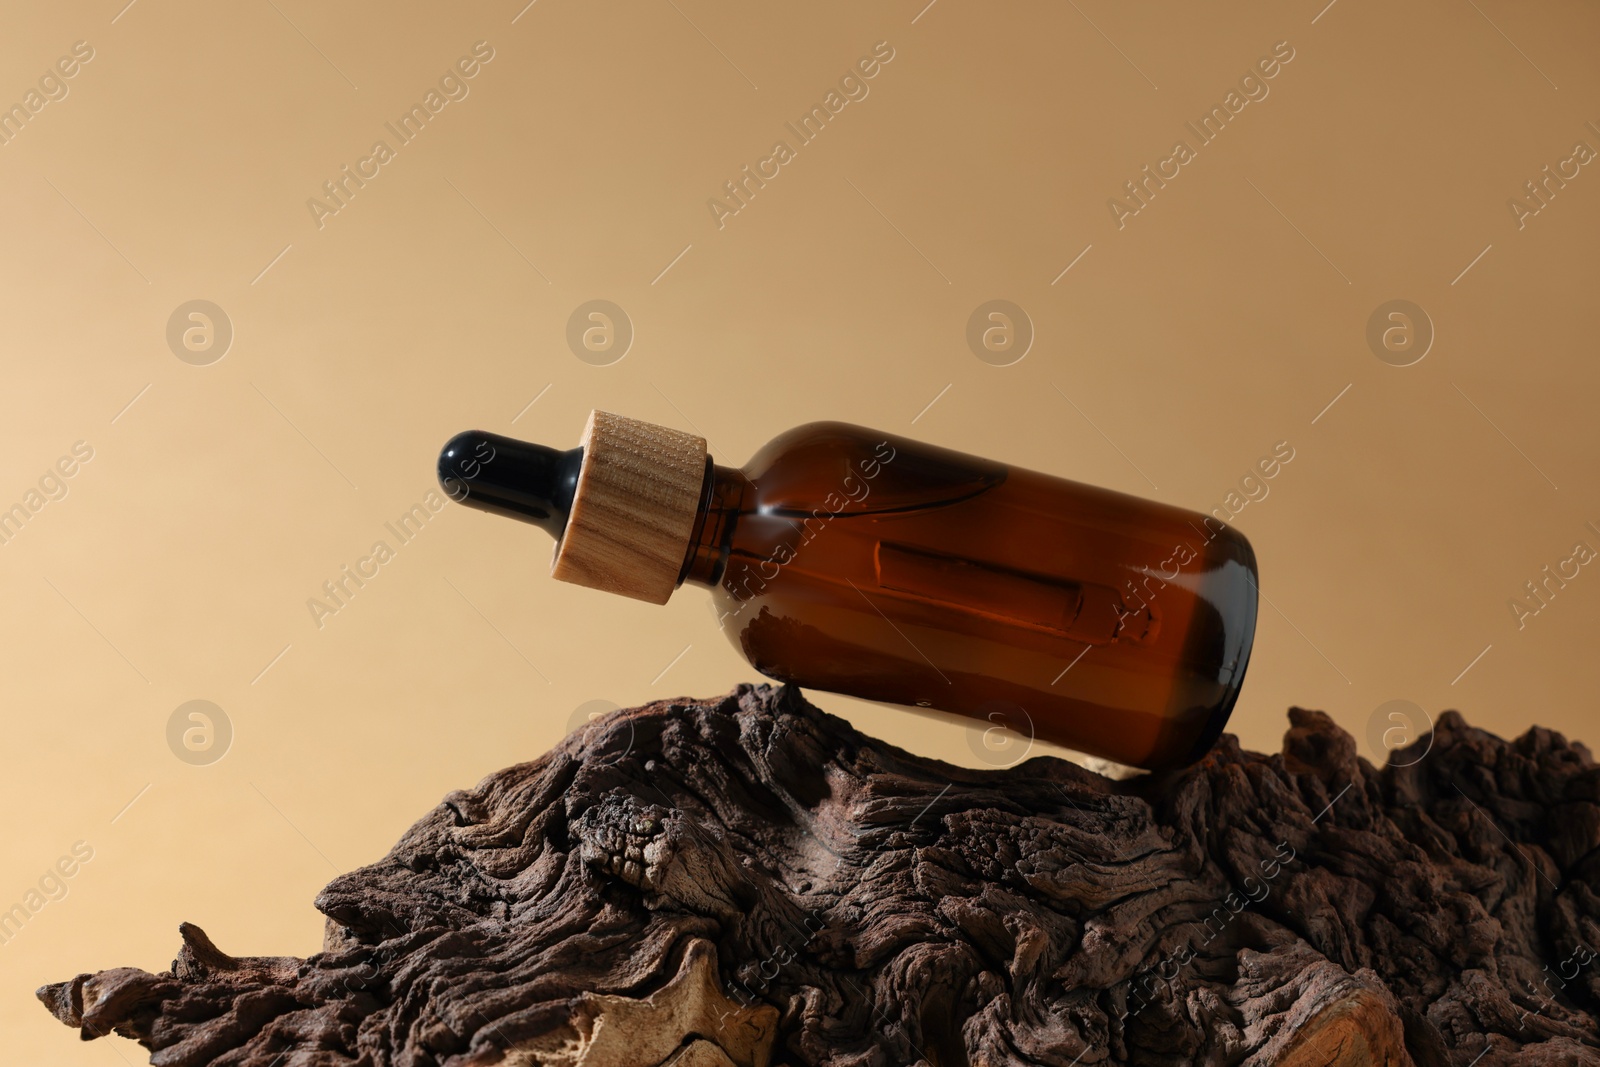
[{"x1": 678, "y1": 422, "x2": 1257, "y2": 770}]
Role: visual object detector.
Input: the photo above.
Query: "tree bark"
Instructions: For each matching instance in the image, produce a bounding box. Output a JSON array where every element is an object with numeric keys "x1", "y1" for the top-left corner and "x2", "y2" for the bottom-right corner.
[{"x1": 39, "y1": 684, "x2": 1600, "y2": 1066}]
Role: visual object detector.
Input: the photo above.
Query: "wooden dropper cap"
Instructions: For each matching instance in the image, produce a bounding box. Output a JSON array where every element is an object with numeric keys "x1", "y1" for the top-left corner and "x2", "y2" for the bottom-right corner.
[
  {"x1": 550, "y1": 410, "x2": 708, "y2": 604},
  {"x1": 439, "y1": 411, "x2": 708, "y2": 604}
]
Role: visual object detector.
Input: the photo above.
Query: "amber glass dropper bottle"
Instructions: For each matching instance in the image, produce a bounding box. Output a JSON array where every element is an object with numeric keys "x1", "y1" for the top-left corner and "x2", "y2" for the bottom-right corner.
[{"x1": 438, "y1": 410, "x2": 1258, "y2": 770}]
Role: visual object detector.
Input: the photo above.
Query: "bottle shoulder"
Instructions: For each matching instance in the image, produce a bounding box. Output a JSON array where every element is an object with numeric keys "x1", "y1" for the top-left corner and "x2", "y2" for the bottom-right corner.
[
  {"x1": 741, "y1": 421, "x2": 881, "y2": 472},
  {"x1": 740, "y1": 421, "x2": 1006, "y2": 516}
]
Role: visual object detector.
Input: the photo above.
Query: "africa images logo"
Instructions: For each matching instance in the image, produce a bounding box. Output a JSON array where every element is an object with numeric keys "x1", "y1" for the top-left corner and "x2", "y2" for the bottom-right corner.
[
  {"x1": 706, "y1": 41, "x2": 896, "y2": 229},
  {"x1": 306, "y1": 42, "x2": 496, "y2": 230},
  {"x1": 1107, "y1": 40, "x2": 1296, "y2": 229}
]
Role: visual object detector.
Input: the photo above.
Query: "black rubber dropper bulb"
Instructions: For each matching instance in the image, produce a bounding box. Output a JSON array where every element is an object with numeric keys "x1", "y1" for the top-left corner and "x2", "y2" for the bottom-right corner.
[{"x1": 436, "y1": 430, "x2": 584, "y2": 540}]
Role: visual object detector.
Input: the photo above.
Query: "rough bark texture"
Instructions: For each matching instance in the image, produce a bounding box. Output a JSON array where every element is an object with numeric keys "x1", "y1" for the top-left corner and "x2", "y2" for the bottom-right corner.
[{"x1": 39, "y1": 683, "x2": 1600, "y2": 1067}]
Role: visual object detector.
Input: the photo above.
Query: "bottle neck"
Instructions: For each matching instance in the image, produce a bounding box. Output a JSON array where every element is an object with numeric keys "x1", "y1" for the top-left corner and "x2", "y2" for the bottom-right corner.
[{"x1": 678, "y1": 463, "x2": 750, "y2": 589}]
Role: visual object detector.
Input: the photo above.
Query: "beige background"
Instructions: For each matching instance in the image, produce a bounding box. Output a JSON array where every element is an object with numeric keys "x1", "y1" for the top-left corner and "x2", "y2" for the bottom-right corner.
[{"x1": 3, "y1": 0, "x2": 1597, "y2": 1061}]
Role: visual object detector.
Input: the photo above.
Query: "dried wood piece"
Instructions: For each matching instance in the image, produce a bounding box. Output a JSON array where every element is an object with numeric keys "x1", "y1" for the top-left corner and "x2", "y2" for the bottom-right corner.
[{"x1": 39, "y1": 684, "x2": 1600, "y2": 1066}]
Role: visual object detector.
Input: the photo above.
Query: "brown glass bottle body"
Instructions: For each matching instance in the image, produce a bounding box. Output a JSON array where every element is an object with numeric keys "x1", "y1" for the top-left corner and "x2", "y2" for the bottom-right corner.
[{"x1": 678, "y1": 422, "x2": 1258, "y2": 770}]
